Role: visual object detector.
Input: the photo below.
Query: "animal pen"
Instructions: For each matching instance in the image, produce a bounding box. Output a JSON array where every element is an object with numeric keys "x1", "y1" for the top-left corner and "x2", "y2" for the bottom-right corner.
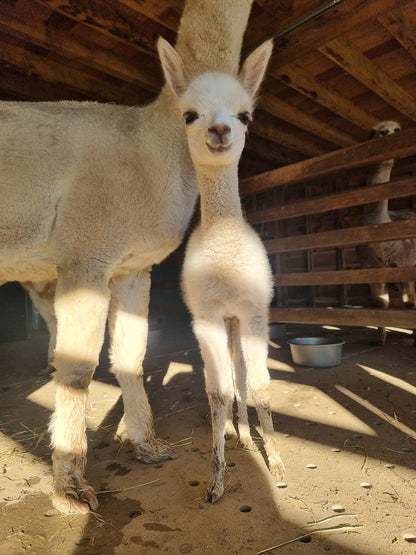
[
  {"x1": 1, "y1": 0, "x2": 416, "y2": 554},
  {"x1": 242, "y1": 124, "x2": 416, "y2": 334}
]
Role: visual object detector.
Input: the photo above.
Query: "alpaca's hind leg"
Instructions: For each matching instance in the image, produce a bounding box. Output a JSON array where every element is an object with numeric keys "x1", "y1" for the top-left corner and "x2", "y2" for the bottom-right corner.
[
  {"x1": 240, "y1": 316, "x2": 285, "y2": 481},
  {"x1": 108, "y1": 271, "x2": 176, "y2": 463},
  {"x1": 223, "y1": 318, "x2": 238, "y2": 440},
  {"x1": 369, "y1": 282, "x2": 389, "y2": 308},
  {"x1": 22, "y1": 280, "x2": 57, "y2": 375},
  {"x1": 193, "y1": 317, "x2": 234, "y2": 503},
  {"x1": 50, "y1": 272, "x2": 110, "y2": 514},
  {"x1": 402, "y1": 281, "x2": 416, "y2": 308},
  {"x1": 227, "y1": 317, "x2": 257, "y2": 450}
]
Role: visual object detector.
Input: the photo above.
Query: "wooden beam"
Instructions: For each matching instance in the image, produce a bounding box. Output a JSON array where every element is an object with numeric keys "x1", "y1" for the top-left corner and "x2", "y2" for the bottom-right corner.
[
  {"x1": 35, "y1": 0, "x2": 174, "y2": 55},
  {"x1": 0, "y1": 0, "x2": 161, "y2": 90},
  {"x1": 261, "y1": 93, "x2": 358, "y2": 148},
  {"x1": 0, "y1": 38, "x2": 144, "y2": 105},
  {"x1": 275, "y1": 266, "x2": 416, "y2": 287},
  {"x1": 245, "y1": 136, "x2": 305, "y2": 167},
  {"x1": 251, "y1": 117, "x2": 326, "y2": 157},
  {"x1": 378, "y1": 7, "x2": 416, "y2": 64},
  {"x1": 118, "y1": 0, "x2": 182, "y2": 31},
  {"x1": 275, "y1": 63, "x2": 377, "y2": 131},
  {"x1": 269, "y1": 307, "x2": 416, "y2": 328},
  {"x1": 319, "y1": 38, "x2": 416, "y2": 121},
  {"x1": 0, "y1": 63, "x2": 91, "y2": 101},
  {"x1": 246, "y1": 176, "x2": 416, "y2": 224},
  {"x1": 253, "y1": 0, "x2": 415, "y2": 69},
  {"x1": 264, "y1": 219, "x2": 416, "y2": 254},
  {"x1": 240, "y1": 126, "x2": 416, "y2": 196}
]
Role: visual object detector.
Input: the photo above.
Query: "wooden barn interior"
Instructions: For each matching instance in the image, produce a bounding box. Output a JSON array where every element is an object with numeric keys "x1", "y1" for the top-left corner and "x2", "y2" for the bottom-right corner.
[
  {"x1": 1, "y1": 0, "x2": 415, "y2": 339},
  {"x1": 1, "y1": 2, "x2": 416, "y2": 554}
]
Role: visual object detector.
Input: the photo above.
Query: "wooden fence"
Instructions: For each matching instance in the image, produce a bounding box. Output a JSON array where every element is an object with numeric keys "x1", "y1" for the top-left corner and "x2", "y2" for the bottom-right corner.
[{"x1": 240, "y1": 127, "x2": 416, "y2": 329}]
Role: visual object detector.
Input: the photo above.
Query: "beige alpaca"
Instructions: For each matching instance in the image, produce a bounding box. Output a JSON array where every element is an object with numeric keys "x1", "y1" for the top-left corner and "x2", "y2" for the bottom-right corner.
[
  {"x1": 158, "y1": 37, "x2": 285, "y2": 503},
  {"x1": 0, "y1": 0, "x2": 254, "y2": 513},
  {"x1": 357, "y1": 121, "x2": 416, "y2": 342}
]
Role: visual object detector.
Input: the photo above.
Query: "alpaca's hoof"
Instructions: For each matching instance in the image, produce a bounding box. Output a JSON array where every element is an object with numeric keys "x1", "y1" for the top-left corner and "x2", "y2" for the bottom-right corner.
[
  {"x1": 224, "y1": 420, "x2": 237, "y2": 440},
  {"x1": 269, "y1": 455, "x2": 286, "y2": 482},
  {"x1": 205, "y1": 482, "x2": 224, "y2": 504},
  {"x1": 239, "y1": 437, "x2": 259, "y2": 452},
  {"x1": 52, "y1": 486, "x2": 98, "y2": 514},
  {"x1": 39, "y1": 363, "x2": 54, "y2": 376},
  {"x1": 134, "y1": 439, "x2": 177, "y2": 464}
]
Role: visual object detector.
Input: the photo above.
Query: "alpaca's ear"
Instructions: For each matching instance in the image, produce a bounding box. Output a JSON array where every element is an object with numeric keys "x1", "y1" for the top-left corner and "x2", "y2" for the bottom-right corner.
[
  {"x1": 157, "y1": 37, "x2": 189, "y2": 97},
  {"x1": 239, "y1": 40, "x2": 273, "y2": 98}
]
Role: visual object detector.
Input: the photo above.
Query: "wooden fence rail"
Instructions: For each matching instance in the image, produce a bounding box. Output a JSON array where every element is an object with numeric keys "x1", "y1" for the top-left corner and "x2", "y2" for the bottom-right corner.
[{"x1": 241, "y1": 128, "x2": 416, "y2": 329}]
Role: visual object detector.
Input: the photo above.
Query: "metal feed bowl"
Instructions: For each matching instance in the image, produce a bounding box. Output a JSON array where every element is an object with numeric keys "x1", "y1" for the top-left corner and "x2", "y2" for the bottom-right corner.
[{"x1": 288, "y1": 337, "x2": 345, "y2": 368}]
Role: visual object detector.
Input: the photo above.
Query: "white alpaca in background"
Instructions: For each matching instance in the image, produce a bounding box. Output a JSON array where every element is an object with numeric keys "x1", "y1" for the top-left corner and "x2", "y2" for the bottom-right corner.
[
  {"x1": 158, "y1": 37, "x2": 285, "y2": 503},
  {"x1": 357, "y1": 120, "x2": 416, "y2": 343}
]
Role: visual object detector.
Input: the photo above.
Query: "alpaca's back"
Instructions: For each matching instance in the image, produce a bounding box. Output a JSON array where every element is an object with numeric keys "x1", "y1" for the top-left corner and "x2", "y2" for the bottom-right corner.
[{"x1": 0, "y1": 99, "x2": 197, "y2": 284}]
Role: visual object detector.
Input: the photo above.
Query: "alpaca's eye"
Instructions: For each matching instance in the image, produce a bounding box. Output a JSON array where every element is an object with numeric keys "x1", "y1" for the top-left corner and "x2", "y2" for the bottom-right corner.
[
  {"x1": 184, "y1": 111, "x2": 199, "y2": 125},
  {"x1": 237, "y1": 112, "x2": 251, "y2": 125}
]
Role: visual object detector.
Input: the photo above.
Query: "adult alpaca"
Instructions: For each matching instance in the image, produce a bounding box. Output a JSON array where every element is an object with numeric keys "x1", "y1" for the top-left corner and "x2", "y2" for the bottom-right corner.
[
  {"x1": 0, "y1": 0, "x2": 254, "y2": 513},
  {"x1": 357, "y1": 121, "x2": 416, "y2": 343},
  {"x1": 158, "y1": 37, "x2": 285, "y2": 503}
]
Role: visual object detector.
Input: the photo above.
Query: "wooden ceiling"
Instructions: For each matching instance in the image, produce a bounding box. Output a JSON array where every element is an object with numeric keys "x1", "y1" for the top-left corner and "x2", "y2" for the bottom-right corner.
[{"x1": 1, "y1": 0, "x2": 416, "y2": 178}]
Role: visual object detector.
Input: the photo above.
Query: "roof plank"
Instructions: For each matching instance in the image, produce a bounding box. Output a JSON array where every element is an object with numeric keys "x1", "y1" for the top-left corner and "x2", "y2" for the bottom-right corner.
[
  {"x1": 0, "y1": 0, "x2": 161, "y2": 90},
  {"x1": 261, "y1": 93, "x2": 358, "y2": 148},
  {"x1": 251, "y1": 117, "x2": 327, "y2": 157},
  {"x1": 275, "y1": 63, "x2": 377, "y2": 130},
  {"x1": 378, "y1": 7, "x2": 416, "y2": 63},
  {"x1": 320, "y1": 38, "x2": 416, "y2": 121},
  {"x1": 255, "y1": 0, "x2": 414, "y2": 67}
]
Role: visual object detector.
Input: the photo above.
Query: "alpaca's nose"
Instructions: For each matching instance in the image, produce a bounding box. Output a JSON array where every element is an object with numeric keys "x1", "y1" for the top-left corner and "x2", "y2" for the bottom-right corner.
[{"x1": 209, "y1": 124, "x2": 231, "y2": 138}]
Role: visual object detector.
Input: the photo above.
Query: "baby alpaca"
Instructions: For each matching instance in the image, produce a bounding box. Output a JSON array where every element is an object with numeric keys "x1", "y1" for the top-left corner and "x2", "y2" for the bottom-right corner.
[{"x1": 158, "y1": 37, "x2": 285, "y2": 503}]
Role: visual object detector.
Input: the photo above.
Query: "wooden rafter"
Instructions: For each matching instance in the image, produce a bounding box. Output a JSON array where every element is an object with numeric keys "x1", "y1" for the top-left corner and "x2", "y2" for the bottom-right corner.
[
  {"x1": 320, "y1": 38, "x2": 416, "y2": 121},
  {"x1": 0, "y1": 1, "x2": 161, "y2": 90},
  {"x1": 261, "y1": 93, "x2": 358, "y2": 148},
  {"x1": 378, "y1": 7, "x2": 416, "y2": 64},
  {"x1": 275, "y1": 63, "x2": 377, "y2": 131}
]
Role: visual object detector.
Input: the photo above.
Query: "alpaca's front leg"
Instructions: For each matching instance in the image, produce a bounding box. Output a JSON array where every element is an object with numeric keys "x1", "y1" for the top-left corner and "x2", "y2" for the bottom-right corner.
[
  {"x1": 206, "y1": 392, "x2": 228, "y2": 503},
  {"x1": 108, "y1": 271, "x2": 176, "y2": 463},
  {"x1": 193, "y1": 317, "x2": 233, "y2": 503},
  {"x1": 241, "y1": 319, "x2": 285, "y2": 481},
  {"x1": 50, "y1": 277, "x2": 110, "y2": 513}
]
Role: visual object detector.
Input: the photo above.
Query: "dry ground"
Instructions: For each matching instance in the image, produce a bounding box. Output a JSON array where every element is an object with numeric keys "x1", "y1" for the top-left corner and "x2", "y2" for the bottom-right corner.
[{"x1": 0, "y1": 319, "x2": 415, "y2": 554}]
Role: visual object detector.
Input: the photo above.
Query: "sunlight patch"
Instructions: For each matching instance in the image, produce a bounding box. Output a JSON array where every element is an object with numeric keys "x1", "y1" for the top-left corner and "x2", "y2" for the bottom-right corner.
[{"x1": 162, "y1": 361, "x2": 193, "y2": 386}]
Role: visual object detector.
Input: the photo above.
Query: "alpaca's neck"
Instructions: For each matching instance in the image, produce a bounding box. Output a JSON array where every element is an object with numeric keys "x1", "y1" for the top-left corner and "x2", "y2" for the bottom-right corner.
[
  {"x1": 175, "y1": 0, "x2": 252, "y2": 76},
  {"x1": 157, "y1": 1, "x2": 253, "y2": 110},
  {"x1": 364, "y1": 159, "x2": 395, "y2": 223},
  {"x1": 196, "y1": 164, "x2": 243, "y2": 230}
]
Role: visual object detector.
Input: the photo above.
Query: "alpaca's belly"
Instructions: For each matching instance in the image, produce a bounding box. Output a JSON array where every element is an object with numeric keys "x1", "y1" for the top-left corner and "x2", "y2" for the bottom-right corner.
[{"x1": 0, "y1": 245, "x2": 57, "y2": 283}]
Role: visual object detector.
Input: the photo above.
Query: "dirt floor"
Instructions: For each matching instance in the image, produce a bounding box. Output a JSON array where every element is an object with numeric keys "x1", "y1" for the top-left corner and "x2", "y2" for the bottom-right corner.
[{"x1": 1, "y1": 318, "x2": 416, "y2": 554}]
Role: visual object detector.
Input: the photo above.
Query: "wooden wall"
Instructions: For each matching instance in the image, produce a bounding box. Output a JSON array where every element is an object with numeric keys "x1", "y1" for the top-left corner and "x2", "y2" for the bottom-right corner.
[{"x1": 242, "y1": 126, "x2": 416, "y2": 329}]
